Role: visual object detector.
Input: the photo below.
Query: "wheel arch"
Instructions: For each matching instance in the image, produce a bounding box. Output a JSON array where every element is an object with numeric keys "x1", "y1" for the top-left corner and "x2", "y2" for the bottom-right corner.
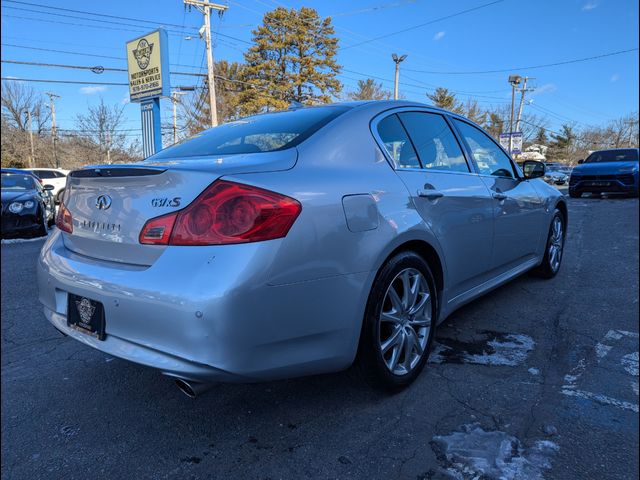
[{"x1": 555, "y1": 198, "x2": 568, "y2": 227}]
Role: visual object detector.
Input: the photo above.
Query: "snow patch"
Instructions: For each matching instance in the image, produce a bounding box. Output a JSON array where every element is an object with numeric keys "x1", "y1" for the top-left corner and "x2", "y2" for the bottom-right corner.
[
  {"x1": 528, "y1": 368, "x2": 540, "y2": 376},
  {"x1": 594, "y1": 342, "x2": 612, "y2": 360},
  {"x1": 621, "y1": 352, "x2": 639, "y2": 376},
  {"x1": 429, "y1": 424, "x2": 559, "y2": 480},
  {"x1": 1, "y1": 234, "x2": 49, "y2": 244}
]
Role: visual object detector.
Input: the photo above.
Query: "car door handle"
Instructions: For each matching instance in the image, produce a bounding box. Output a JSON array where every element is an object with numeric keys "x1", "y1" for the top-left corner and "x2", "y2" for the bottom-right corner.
[
  {"x1": 417, "y1": 189, "x2": 444, "y2": 200},
  {"x1": 492, "y1": 192, "x2": 508, "y2": 201}
]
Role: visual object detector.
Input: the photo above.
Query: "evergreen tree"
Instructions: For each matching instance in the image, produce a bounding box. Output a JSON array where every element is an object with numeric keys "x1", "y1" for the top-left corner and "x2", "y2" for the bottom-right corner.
[
  {"x1": 486, "y1": 112, "x2": 505, "y2": 140},
  {"x1": 534, "y1": 127, "x2": 548, "y2": 145},
  {"x1": 348, "y1": 78, "x2": 391, "y2": 101},
  {"x1": 548, "y1": 124, "x2": 576, "y2": 161},
  {"x1": 239, "y1": 7, "x2": 341, "y2": 115},
  {"x1": 426, "y1": 87, "x2": 463, "y2": 113}
]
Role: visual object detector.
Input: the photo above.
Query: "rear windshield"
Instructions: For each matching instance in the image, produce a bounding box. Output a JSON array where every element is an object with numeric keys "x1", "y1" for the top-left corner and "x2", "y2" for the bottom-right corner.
[
  {"x1": 584, "y1": 149, "x2": 638, "y2": 163},
  {"x1": 150, "y1": 106, "x2": 351, "y2": 159}
]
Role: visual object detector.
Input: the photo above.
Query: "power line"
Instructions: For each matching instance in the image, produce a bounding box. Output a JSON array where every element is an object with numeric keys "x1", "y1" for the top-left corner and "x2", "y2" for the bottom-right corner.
[
  {"x1": 1, "y1": 59, "x2": 207, "y2": 77},
  {"x1": 2, "y1": 0, "x2": 200, "y2": 30},
  {"x1": 405, "y1": 47, "x2": 640, "y2": 75},
  {"x1": 340, "y1": 0, "x2": 503, "y2": 50}
]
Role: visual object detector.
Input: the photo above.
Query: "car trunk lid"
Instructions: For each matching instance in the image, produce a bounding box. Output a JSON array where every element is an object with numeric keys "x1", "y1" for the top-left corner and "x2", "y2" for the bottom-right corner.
[{"x1": 61, "y1": 151, "x2": 296, "y2": 266}]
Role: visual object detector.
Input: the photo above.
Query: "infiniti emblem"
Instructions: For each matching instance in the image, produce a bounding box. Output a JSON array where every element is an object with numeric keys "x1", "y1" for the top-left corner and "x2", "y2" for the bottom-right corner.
[{"x1": 96, "y1": 194, "x2": 112, "y2": 210}]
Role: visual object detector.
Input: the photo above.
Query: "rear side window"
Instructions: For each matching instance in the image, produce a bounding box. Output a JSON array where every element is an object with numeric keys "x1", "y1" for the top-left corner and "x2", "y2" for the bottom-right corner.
[
  {"x1": 453, "y1": 119, "x2": 516, "y2": 178},
  {"x1": 33, "y1": 170, "x2": 56, "y2": 179},
  {"x1": 150, "y1": 106, "x2": 351, "y2": 159},
  {"x1": 377, "y1": 114, "x2": 420, "y2": 168},
  {"x1": 398, "y1": 112, "x2": 469, "y2": 173}
]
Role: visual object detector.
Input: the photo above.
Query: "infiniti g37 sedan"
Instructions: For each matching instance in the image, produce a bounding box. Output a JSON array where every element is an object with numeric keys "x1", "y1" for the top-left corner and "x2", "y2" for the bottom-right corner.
[{"x1": 38, "y1": 101, "x2": 567, "y2": 397}]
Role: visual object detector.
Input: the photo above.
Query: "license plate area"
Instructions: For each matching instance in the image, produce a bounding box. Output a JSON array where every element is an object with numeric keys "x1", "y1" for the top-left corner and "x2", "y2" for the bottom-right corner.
[
  {"x1": 587, "y1": 181, "x2": 611, "y2": 186},
  {"x1": 67, "y1": 293, "x2": 106, "y2": 340}
]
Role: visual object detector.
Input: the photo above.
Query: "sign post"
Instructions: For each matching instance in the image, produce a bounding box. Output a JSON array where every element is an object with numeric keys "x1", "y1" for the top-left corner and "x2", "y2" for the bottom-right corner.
[{"x1": 126, "y1": 29, "x2": 170, "y2": 157}]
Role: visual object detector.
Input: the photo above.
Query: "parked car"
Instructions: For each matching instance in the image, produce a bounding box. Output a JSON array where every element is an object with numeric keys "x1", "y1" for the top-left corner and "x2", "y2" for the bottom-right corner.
[
  {"x1": 38, "y1": 101, "x2": 567, "y2": 397},
  {"x1": 569, "y1": 148, "x2": 639, "y2": 197},
  {"x1": 26, "y1": 168, "x2": 70, "y2": 203},
  {"x1": 1, "y1": 171, "x2": 55, "y2": 238},
  {"x1": 542, "y1": 163, "x2": 569, "y2": 185}
]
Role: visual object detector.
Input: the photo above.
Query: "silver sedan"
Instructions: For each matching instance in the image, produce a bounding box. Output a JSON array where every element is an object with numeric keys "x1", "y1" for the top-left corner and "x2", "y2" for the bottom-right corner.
[{"x1": 37, "y1": 101, "x2": 566, "y2": 397}]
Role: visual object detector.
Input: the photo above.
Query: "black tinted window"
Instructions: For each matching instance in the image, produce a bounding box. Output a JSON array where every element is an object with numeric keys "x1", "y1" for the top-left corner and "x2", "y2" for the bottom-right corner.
[
  {"x1": 150, "y1": 106, "x2": 350, "y2": 159},
  {"x1": 398, "y1": 112, "x2": 469, "y2": 173},
  {"x1": 377, "y1": 114, "x2": 420, "y2": 168},
  {"x1": 33, "y1": 170, "x2": 56, "y2": 179},
  {"x1": 585, "y1": 149, "x2": 638, "y2": 163}
]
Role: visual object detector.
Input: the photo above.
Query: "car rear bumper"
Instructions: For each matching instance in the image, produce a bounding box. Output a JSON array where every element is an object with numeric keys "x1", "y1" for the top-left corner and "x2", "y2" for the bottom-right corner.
[{"x1": 37, "y1": 230, "x2": 369, "y2": 382}]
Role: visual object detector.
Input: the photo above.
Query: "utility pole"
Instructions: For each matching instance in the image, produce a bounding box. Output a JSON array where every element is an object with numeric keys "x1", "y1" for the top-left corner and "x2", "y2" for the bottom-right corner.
[
  {"x1": 24, "y1": 110, "x2": 35, "y2": 168},
  {"x1": 507, "y1": 75, "x2": 522, "y2": 155},
  {"x1": 391, "y1": 53, "x2": 407, "y2": 100},
  {"x1": 515, "y1": 77, "x2": 535, "y2": 134},
  {"x1": 184, "y1": 0, "x2": 228, "y2": 127},
  {"x1": 170, "y1": 90, "x2": 189, "y2": 144},
  {"x1": 46, "y1": 92, "x2": 60, "y2": 168}
]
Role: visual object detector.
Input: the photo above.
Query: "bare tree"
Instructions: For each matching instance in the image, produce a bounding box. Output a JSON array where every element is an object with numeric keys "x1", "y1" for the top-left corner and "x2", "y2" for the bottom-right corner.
[
  {"x1": 75, "y1": 99, "x2": 127, "y2": 164},
  {"x1": 1, "y1": 80, "x2": 50, "y2": 133}
]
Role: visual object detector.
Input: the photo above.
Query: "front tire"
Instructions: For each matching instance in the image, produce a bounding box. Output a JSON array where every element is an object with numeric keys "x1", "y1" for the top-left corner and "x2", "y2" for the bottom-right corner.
[
  {"x1": 532, "y1": 210, "x2": 565, "y2": 279},
  {"x1": 356, "y1": 252, "x2": 437, "y2": 390},
  {"x1": 569, "y1": 190, "x2": 581, "y2": 198}
]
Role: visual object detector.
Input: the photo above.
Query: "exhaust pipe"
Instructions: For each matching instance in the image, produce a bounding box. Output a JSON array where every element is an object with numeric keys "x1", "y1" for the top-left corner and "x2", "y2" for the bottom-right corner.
[{"x1": 174, "y1": 378, "x2": 214, "y2": 398}]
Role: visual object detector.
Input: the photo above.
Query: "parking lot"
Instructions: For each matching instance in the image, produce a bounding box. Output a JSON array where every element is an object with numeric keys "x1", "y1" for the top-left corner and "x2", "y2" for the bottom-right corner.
[{"x1": 1, "y1": 196, "x2": 638, "y2": 479}]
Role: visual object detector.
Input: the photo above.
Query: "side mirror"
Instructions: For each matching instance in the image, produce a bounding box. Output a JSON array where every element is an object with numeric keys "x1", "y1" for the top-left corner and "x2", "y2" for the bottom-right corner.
[
  {"x1": 43, "y1": 184, "x2": 55, "y2": 191},
  {"x1": 577, "y1": 159, "x2": 584, "y2": 164},
  {"x1": 522, "y1": 160, "x2": 545, "y2": 179}
]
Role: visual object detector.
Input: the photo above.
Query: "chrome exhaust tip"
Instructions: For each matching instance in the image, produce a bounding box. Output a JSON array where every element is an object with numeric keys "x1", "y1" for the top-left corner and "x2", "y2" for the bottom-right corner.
[{"x1": 174, "y1": 378, "x2": 213, "y2": 398}]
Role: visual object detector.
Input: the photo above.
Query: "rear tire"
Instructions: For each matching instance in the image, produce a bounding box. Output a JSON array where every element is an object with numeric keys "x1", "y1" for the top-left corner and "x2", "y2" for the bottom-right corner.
[
  {"x1": 55, "y1": 188, "x2": 65, "y2": 204},
  {"x1": 356, "y1": 251, "x2": 438, "y2": 390},
  {"x1": 569, "y1": 191, "x2": 581, "y2": 198},
  {"x1": 532, "y1": 210, "x2": 565, "y2": 279}
]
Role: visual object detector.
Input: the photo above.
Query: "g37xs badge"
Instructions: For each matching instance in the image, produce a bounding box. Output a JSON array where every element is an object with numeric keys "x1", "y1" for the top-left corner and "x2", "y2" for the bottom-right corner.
[{"x1": 151, "y1": 197, "x2": 181, "y2": 208}]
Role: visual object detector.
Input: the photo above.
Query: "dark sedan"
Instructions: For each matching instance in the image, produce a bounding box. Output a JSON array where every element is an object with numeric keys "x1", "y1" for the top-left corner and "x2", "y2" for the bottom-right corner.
[
  {"x1": 569, "y1": 148, "x2": 639, "y2": 198},
  {"x1": 1, "y1": 172, "x2": 55, "y2": 238}
]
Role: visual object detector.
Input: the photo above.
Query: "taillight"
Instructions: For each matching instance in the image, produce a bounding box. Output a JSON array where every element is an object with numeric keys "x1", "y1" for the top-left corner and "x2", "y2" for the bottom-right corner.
[
  {"x1": 55, "y1": 202, "x2": 73, "y2": 233},
  {"x1": 139, "y1": 180, "x2": 301, "y2": 246}
]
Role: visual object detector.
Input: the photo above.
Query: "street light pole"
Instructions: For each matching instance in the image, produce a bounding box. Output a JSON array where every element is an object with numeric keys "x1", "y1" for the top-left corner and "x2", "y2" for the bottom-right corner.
[
  {"x1": 392, "y1": 53, "x2": 407, "y2": 100},
  {"x1": 170, "y1": 90, "x2": 189, "y2": 144}
]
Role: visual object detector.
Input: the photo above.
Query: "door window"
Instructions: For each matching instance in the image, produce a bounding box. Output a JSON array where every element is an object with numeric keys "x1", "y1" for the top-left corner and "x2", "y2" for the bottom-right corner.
[
  {"x1": 398, "y1": 112, "x2": 469, "y2": 173},
  {"x1": 376, "y1": 114, "x2": 420, "y2": 169},
  {"x1": 453, "y1": 120, "x2": 516, "y2": 178}
]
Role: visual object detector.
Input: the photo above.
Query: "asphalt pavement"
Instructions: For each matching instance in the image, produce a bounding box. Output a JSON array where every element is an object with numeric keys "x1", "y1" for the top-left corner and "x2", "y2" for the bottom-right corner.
[{"x1": 1, "y1": 195, "x2": 638, "y2": 480}]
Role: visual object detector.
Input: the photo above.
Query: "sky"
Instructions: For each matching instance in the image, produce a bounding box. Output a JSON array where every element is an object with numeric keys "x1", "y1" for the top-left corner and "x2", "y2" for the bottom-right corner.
[{"x1": 1, "y1": 0, "x2": 639, "y2": 142}]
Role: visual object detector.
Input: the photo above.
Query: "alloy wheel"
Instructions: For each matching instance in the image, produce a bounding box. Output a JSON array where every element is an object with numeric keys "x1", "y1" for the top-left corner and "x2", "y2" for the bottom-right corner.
[
  {"x1": 549, "y1": 216, "x2": 564, "y2": 272},
  {"x1": 378, "y1": 268, "x2": 432, "y2": 376}
]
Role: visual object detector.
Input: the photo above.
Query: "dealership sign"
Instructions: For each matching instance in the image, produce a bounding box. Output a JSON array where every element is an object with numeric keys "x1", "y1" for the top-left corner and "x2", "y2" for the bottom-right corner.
[
  {"x1": 126, "y1": 29, "x2": 170, "y2": 102},
  {"x1": 126, "y1": 29, "x2": 169, "y2": 157},
  {"x1": 499, "y1": 132, "x2": 523, "y2": 155}
]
